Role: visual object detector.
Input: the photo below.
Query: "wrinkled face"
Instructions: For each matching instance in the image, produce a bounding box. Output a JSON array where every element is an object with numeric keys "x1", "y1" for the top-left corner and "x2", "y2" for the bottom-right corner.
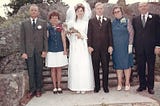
[
  {"x1": 113, "y1": 8, "x2": 123, "y2": 19},
  {"x1": 138, "y1": 3, "x2": 149, "y2": 15},
  {"x1": 76, "y1": 7, "x2": 84, "y2": 19},
  {"x1": 29, "y1": 5, "x2": 39, "y2": 18},
  {"x1": 95, "y1": 4, "x2": 104, "y2": 16},
  {"x1": 50, "y1": 16, "x2": 59, "y2": 25}
]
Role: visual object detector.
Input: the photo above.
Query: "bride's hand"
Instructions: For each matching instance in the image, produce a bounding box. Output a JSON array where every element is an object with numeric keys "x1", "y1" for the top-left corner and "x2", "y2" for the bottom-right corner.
[{"x1": 76, "y1": 33, "x2": 83, "y2": 39}]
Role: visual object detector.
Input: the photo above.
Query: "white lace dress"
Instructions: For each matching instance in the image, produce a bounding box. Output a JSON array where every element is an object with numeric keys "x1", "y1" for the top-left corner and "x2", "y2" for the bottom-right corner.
[{"x1": 67, "y1": 19, "x2": 94, "y2": 91}]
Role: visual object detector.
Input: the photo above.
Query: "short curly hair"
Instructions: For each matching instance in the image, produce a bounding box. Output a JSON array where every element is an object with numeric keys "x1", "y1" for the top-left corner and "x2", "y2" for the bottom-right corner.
[{"x1": 48, "y1": 11, "x2": 60, "y2": 19}]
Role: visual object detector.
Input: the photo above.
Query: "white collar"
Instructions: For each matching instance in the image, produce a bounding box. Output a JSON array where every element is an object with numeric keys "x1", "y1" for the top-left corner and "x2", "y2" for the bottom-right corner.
[
  {"x1": 96, "y1": 15, "x2": 103, "y2": 20},
  {"x1": 141, "y1": 12, "x2": 149, "y2": 17},
  {"x1": 30, "y1": 17, "x2": 38, "y2": 23}
]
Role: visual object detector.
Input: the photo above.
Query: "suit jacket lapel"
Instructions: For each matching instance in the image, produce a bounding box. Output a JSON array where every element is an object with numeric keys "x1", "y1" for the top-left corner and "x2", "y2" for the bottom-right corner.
[
  {"x1": 93, "y1": 17, "x2": 101, "y2": 27},
  {"x1": 138, "y1": 15, "x2": 144, "y2": 28},
  {"x1": 26, "y1": 19, "x2": 34, "y2": 31},
  {"x1": 145, "y1": 13, "x2": 152, "y2": 27},
  {"x1": 35, "y1": 18, "x2": 40, "y2": 29}
]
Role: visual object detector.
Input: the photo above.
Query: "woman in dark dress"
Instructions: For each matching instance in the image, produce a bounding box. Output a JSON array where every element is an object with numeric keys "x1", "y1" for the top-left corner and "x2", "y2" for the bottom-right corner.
[{"x1": 112, "y1": 6, "x2": 134, "y2": 91}]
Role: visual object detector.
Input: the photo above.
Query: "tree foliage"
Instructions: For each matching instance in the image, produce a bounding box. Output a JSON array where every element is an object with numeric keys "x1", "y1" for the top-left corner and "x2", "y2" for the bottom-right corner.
[{"x1": 5, "y1": 0, "x2": 61, "y2": 16}]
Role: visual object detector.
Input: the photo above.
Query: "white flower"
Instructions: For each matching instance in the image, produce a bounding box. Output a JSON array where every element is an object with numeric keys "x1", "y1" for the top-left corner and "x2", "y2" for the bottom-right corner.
[
  {"x1": 103, "y1": 17, "x2": 107, "y2": 21},
  {"x1": 120, "y1": 18, "x2": 126, "y2": 23},
  {"x1": 148, "y1": 14, "x2": 152, "y2": 19},
  {"x1": 37, "y1": 25, "x2": 42, "y2": 29}
]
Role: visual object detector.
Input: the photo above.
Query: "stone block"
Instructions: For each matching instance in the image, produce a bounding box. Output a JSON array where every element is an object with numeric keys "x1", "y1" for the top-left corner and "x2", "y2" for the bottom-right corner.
[{"x1": 0, "y1": 71, "x2": 28, "y2": 106}]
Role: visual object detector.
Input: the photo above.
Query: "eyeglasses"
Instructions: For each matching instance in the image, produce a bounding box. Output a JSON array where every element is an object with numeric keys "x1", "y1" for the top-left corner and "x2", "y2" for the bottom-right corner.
[{"x1": 113, "y1": 10, "x2": 121, "y2": 14}]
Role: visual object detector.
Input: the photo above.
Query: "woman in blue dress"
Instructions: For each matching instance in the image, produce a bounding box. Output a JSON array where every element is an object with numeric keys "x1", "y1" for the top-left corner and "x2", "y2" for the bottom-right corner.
[
  {"x1": 112, "y1": 6, "x2": 134, "y2": 91},
  {"x1": 45, "y1": 11, "x2": 68, "y2": 94}
]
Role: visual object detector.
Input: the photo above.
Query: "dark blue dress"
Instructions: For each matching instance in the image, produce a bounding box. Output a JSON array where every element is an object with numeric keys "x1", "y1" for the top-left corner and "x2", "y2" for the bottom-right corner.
[
  {"x1": 47, "y1": 23, "x2": 64, "y2": 52},
  {"x1": 112, "y1": 18, "x2": 133, "y2": 70},
  {"x1": 45, "y1": 23, "x2": 68, "y2": 67}
]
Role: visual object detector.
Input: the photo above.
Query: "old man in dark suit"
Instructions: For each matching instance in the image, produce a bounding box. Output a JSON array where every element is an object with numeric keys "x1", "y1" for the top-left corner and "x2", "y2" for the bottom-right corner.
[
  {"x1": 20, "y1": 4, "x2": 48, "y2": 98},
  {"x1": 87, "y1": 2, "x2": 113, "y2": 93},
  {"x1": 132, "y1": 2, "x2": 160, "y2": 94}
]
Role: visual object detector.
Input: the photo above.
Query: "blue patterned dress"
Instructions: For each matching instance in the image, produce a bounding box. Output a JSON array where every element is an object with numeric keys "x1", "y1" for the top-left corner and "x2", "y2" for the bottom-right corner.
[{"x1": 112, "y1": 18, "x2": 133, "y2": 70}]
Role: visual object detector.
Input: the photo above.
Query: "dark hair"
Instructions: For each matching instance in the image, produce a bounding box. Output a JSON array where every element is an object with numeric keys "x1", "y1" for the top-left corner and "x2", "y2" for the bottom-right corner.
[
  {"x1": 75, "y1": 3, "x2": 85, "y2": 12},
  {"x1": 74, "y1": 3, "x2": 85, "y2": 21},
  {"x1": 112, "y1": 6, "x2": 124, "y2": 15},
  {"x1": 48, "y1": 11, "x2": 60, "y2": 20}
]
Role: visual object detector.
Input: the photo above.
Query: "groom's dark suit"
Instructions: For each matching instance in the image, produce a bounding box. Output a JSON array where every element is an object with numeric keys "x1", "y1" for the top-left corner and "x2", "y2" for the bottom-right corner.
[
  {"x1": 87, "y1": 16, "x2": 113, "y2": 92},
  {"x1": 132, "y1": 13, "x2": 160, "y2": 90}
]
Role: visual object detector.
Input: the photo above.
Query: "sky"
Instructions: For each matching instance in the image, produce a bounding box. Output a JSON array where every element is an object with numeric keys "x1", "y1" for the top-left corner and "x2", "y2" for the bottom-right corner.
[
  {"x1": 0, "y1": 0, "x2": 151, "y2": 18},
  {"x1": 0, "y1": 0, "x2": 10, "y2": 17}
]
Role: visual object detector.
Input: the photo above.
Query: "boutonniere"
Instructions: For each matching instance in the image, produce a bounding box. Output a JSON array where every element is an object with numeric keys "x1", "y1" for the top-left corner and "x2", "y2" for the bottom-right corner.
[
  {"x1": 56, "y1": 24, "x2": 63, "y2": 32},
  {"x1": 148, "y1": 14, "x2": 152, "y2": 19},
  {"x1": 37, "y1": 25, "x2": 42, "y2": 30},
  {"x1": 103, "y1": 17, "x2": 107, "y2": 21},
  {"x1": 120, "y1": 17, "x2": 127, "y2": 24}
]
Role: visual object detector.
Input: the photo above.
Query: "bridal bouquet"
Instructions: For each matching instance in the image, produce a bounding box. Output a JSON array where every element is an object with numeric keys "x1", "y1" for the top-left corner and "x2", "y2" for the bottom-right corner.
[{"x1": 62, "y1": 23, "x2": 83, "y2": 39}]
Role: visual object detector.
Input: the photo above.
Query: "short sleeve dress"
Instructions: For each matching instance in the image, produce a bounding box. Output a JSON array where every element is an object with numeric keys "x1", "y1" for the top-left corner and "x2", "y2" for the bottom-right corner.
[{"x1": 45, "y1": 23, "x2": 68, "y2": 67}]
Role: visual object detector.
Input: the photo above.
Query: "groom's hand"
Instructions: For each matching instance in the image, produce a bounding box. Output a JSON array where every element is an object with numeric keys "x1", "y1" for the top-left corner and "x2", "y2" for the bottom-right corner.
[{"x1": 88, "y1": 47, "x2": 94, "y2": 54}]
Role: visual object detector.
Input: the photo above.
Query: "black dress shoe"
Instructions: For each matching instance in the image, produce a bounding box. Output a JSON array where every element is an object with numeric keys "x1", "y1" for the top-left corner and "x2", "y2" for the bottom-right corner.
[
  {"x1": 94, "y1": 89, "x2": 100, "y2": 93},
  {"x1": 36, "y1": 91, "x2": 42, "y2": 97},
  {"x1": 148, "y1": 89, "x2": 155, "y2": 94},
  {"x1": 104, "y1": 88, "x2": 109, "y2": 93},
  {"x1": 104, "y1": 89, "x2": 109, "y2": 93},
  {"x1": 136, "y1": 87, "x2": 146, "y2": 92}
]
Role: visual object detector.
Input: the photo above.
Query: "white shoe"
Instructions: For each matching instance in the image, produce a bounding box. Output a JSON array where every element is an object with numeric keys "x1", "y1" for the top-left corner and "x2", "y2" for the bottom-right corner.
[
  {"x1": 117, "y1": 85, "x2": 122, "y2": 91},
  {"x1": 57, "y1": 88, "x2": 63, "y2": 93},
  {"x1": 125, "y1": 85, "x2": 130, "y2": 91},
  {"x1": 53, "y1": 88, "x2": 57, "y2": 94}
]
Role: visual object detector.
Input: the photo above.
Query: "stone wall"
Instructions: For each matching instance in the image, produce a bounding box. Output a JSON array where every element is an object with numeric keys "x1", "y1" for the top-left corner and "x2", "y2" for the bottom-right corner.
[{"x1": 0, "y1": 71, "x2": 29, "y2": 106}]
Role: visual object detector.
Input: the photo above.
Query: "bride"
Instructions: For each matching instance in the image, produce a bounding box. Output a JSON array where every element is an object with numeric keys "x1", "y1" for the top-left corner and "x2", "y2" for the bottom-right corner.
[{"x1": 65, "y1": 1, "x2": 94, "y2": 93}]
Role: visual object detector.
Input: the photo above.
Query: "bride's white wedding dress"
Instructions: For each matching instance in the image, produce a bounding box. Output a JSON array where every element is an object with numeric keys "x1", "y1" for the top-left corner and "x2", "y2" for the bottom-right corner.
[{"x1": 67, "y1": 19, "x2": 94, "y2": 91}]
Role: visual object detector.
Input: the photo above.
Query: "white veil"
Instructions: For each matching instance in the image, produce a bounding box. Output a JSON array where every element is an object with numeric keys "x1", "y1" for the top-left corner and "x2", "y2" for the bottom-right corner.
[{"x1": 66, "y1": 0, "x2": 92, "y2": 22}]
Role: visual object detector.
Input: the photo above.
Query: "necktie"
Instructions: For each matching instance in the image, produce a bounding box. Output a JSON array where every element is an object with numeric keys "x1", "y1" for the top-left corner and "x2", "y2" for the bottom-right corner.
[
  {"x1": 32, "y1": 19, "x2": 36, "y2": 28},
  {"x1": 99, "y1": 16, "x2": 102, "y2": 26},
  {"x1": 142, "y1": 15, "x2": 145, "y2": 27}
]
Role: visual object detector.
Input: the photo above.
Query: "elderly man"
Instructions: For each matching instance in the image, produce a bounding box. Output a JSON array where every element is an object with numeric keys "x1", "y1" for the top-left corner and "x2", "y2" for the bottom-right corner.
[
  {"x1": 132, "y1": 2, "x2": 160, "y2": 94},
  {"x1": 20, "y1": 4, "x2": 47, "y2": 98}
]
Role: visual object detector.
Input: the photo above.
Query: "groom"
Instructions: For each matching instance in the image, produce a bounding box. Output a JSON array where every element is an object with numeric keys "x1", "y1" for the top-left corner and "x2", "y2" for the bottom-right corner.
[{"x1": 87, "y1": 2, "x2": 113, "y2": 93}]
